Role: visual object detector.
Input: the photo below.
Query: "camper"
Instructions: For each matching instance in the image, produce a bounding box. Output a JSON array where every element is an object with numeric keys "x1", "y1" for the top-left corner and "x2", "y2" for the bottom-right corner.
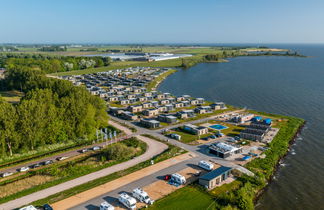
[
  {"x1": 132, "y1": 188, "x2": 154, "y2": 205},
  {"x1": 171, "y1": 173, "x2": 186, "y2": 185},
  {"x1": 198, "y1": 160, "x2": 214, "y2": 171},
  {"x1": 100, "y1": 201, "x2": 114, "y2": 210},
  {"x1": 118, "y1": 193, "x2": 137, "y2": 209}
]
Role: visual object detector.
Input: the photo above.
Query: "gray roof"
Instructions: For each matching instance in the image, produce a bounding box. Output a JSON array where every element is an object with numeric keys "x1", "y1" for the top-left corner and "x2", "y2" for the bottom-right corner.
[{"x1": 199, "y1": 166, "x2": 232, "y2": 181}]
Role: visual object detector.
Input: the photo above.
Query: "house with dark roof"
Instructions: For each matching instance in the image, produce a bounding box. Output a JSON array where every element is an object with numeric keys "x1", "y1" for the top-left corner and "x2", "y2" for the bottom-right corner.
[{"x1": 199, "y1": 166, "x2": 232, "y2": 189}]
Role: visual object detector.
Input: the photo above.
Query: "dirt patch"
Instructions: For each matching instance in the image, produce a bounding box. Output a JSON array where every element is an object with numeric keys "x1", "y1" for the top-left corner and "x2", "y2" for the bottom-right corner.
[{"x1": 0, "y1": 175, "x2": 55, "y2": 198}]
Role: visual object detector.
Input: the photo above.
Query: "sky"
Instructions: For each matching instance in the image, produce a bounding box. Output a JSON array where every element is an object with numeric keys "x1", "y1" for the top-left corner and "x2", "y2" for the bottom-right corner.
[{"x1": 0, "y1": 0, "x2": 323, "y2": 44}]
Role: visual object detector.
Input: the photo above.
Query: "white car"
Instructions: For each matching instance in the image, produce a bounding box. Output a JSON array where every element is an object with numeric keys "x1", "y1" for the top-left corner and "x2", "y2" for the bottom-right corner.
[
  {"x1": 19, "y1": 167, "x2": 30, "y2": 172},
  {"x1": 56, "y1": 156, "x2": 69, "y2": 161},
  {"x1": 100, "y1": 201, "x2": 114, "y2": 210},
  {"x1": 1, "y1": 172, "x2": 14, "y2": 177},
  {"x1": 93, "y1": 146, "x2": 101, "y2": 151}
]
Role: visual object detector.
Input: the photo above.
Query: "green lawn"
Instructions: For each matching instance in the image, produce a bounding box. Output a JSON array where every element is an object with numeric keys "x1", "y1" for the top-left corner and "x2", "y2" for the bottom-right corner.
[
  {"x1": 209, "y1": 180, "x2": 241, "y2": 197},
  {"x1": 205, "y1": 120, "x2": 244, "y2": 137},
  {"x1": 168, "y1": 130, "x2": 211, "y2": 144},
  {"x1": 148, "y1": 186, "x2": 216, "y2": 210}
]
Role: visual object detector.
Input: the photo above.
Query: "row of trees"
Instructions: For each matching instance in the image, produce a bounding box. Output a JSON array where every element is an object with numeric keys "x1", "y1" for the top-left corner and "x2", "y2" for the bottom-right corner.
[
  {"x1": 0, "y1": 53, "x2": 112, "y2": 73},
  {"x1": 0, "y1": 67, "x2": 108, "y2": 157},
  {"x1": 38, "y1": 46, "x2": 67, "y2": 52}
]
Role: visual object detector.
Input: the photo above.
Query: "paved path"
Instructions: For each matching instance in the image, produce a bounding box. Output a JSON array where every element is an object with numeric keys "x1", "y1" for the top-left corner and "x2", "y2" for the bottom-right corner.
[{"x1": 0, "y1": 135, "x2": 168, "y2": 210}]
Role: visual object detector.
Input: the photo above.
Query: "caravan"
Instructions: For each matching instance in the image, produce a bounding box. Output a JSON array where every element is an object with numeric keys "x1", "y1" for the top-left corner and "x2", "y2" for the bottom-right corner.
[
  {"x1": 118, "y1": 193, "x2": 137, "y2": 209},
  {"x1": 170, "y1": 173, "x2": 186, "y2": 185},
  {"x1": 198, "y1": 160, "x2": 214, "y2": 171},
  {"x1": 100, "y1": 201, "x2": 114, "y2": 210},
  {"x1": 132, "y1": 188, "x2": 154, "y2": 204}
]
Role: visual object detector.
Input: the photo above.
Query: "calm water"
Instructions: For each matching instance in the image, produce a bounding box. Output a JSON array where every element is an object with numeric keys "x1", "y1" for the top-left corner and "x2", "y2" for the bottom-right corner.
[{"x1": 158, "y1": 44, "x2": 324, "y2": 210}]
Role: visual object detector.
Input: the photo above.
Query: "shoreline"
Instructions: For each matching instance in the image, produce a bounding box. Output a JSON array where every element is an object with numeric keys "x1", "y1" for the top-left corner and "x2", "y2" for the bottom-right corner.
[
  {"x1": 154, "y1": 71, "x2": 306, "y2": 209},
  {"x1": 254, "y1": 121, "x2": 306, "y2": 205},
  {"x1": 49, "y1": 51, "x2": 306, "y2": 77}
]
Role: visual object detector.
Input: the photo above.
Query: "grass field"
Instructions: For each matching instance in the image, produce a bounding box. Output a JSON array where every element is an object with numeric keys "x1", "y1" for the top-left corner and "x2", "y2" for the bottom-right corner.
[
  {"x1": 49, "y1": 56, "x2": 198, "y2": 76},
  {"x1": 167, "y1": 130, "x2": 211, "y2": 144},
  {"x1": 148, "y1": 186, "x2": 216, "y2": 210},
  {"x1": 205, "y1": 120, "x2": 244, "y2": 137}
]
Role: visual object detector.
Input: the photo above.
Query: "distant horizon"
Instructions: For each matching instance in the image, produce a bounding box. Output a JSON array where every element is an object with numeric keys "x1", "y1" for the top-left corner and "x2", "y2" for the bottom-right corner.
[
  {"x1": 1, "y1": 0, "x2": 323, "y2": 44},
  {"x1": 1, "y1": 42, "x2": 323, "y2": 45}
]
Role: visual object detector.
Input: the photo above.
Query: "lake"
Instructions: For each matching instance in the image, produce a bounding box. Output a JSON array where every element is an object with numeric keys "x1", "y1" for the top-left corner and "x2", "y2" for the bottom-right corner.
[{"x1": 158, "y1": 44, "x2": 324, "y2": 210}]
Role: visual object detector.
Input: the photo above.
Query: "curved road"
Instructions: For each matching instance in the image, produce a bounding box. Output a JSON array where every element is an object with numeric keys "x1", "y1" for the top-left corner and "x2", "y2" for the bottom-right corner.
[{"x1": 0, "y1": 132, "x2": 168, "y2": 210}]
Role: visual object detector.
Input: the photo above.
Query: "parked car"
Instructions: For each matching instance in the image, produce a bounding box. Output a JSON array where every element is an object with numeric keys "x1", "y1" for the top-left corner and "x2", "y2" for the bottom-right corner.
[
  {"x1": 31, "y1": 163, "x2": 41, "y2": 169},
  {"x1": 92, "y1": 146, "x2": 101, "y2": 151},
  {"x1": 227, "y1": 137, "x2": 237, "y2": 143},
  {"x1": 43, "y1": 204, "x2": 53, "y2": 210},
  {"x1": 234, "y1": 136, "x2": 241, "y2": 141},
  {"x1": 1, "y1": 172, "x2": 14, "y2": 178},
  {"x1": 248, "y1": 152, "x2": 258, "y2": 157},
  {"x1": 56, "y1": 156, "x2": 68, "y2": 161},
  {"x1": 43, "y1": 160, "x2": 54, "y2": 165},
  {"x1": 19, "y1": 167, "x2": 30, "y2": 172},
  {"x1": 80, "y1": 148, "x2": 90, "y2": 153},
  {"x1": 164, "y1": 174, "x2": 171, "y2": 180}
]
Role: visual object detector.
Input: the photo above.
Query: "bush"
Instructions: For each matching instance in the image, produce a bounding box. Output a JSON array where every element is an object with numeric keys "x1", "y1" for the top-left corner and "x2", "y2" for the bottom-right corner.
[{"x1": 104, "y1": 144, "x2": 137, "y2": 161}]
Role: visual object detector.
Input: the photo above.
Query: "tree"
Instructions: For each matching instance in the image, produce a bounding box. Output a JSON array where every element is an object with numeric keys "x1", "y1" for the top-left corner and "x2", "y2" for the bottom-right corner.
[
  {"x1": 104, "y1": 144, "x2": 136, "y2": 161},
  {"x1": 0, "y1": 99, "x2": 18, "y2": 156}
]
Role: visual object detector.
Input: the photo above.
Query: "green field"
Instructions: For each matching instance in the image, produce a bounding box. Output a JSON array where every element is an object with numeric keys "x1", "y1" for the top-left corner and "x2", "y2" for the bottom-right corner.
[
  {"x1": 167, "y1": 130, "x2": 211, "y2": 144},
  {"x1": 148, "y1": 186, "x2": 216, "y2": 210},
  {"x1": 49, "y1": 55, "x2": 203, "y2": 76}
]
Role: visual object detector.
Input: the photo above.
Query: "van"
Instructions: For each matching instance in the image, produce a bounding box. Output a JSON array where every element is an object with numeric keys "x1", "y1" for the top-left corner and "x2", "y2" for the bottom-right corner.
[{"x1": 198, "y1": 160, "x2": 214, "y2": 171}]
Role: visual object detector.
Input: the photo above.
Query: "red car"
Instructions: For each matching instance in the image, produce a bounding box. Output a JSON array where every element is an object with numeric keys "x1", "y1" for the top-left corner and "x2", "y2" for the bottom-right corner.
[{"x1": 164, "y1": 175, "x2": 171, "y2": 180}]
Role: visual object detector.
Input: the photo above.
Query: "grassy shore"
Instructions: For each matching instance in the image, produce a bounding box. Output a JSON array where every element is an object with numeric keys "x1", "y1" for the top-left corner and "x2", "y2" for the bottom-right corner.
[{"x1": 146, "y1": 69, "x2": 177, "y2": 91}]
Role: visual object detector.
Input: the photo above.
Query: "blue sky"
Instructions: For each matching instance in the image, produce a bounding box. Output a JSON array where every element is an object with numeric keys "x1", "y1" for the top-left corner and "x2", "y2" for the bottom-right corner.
[{"x1": 0, "y1": 0, "x2": 323, "y2": 44}]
